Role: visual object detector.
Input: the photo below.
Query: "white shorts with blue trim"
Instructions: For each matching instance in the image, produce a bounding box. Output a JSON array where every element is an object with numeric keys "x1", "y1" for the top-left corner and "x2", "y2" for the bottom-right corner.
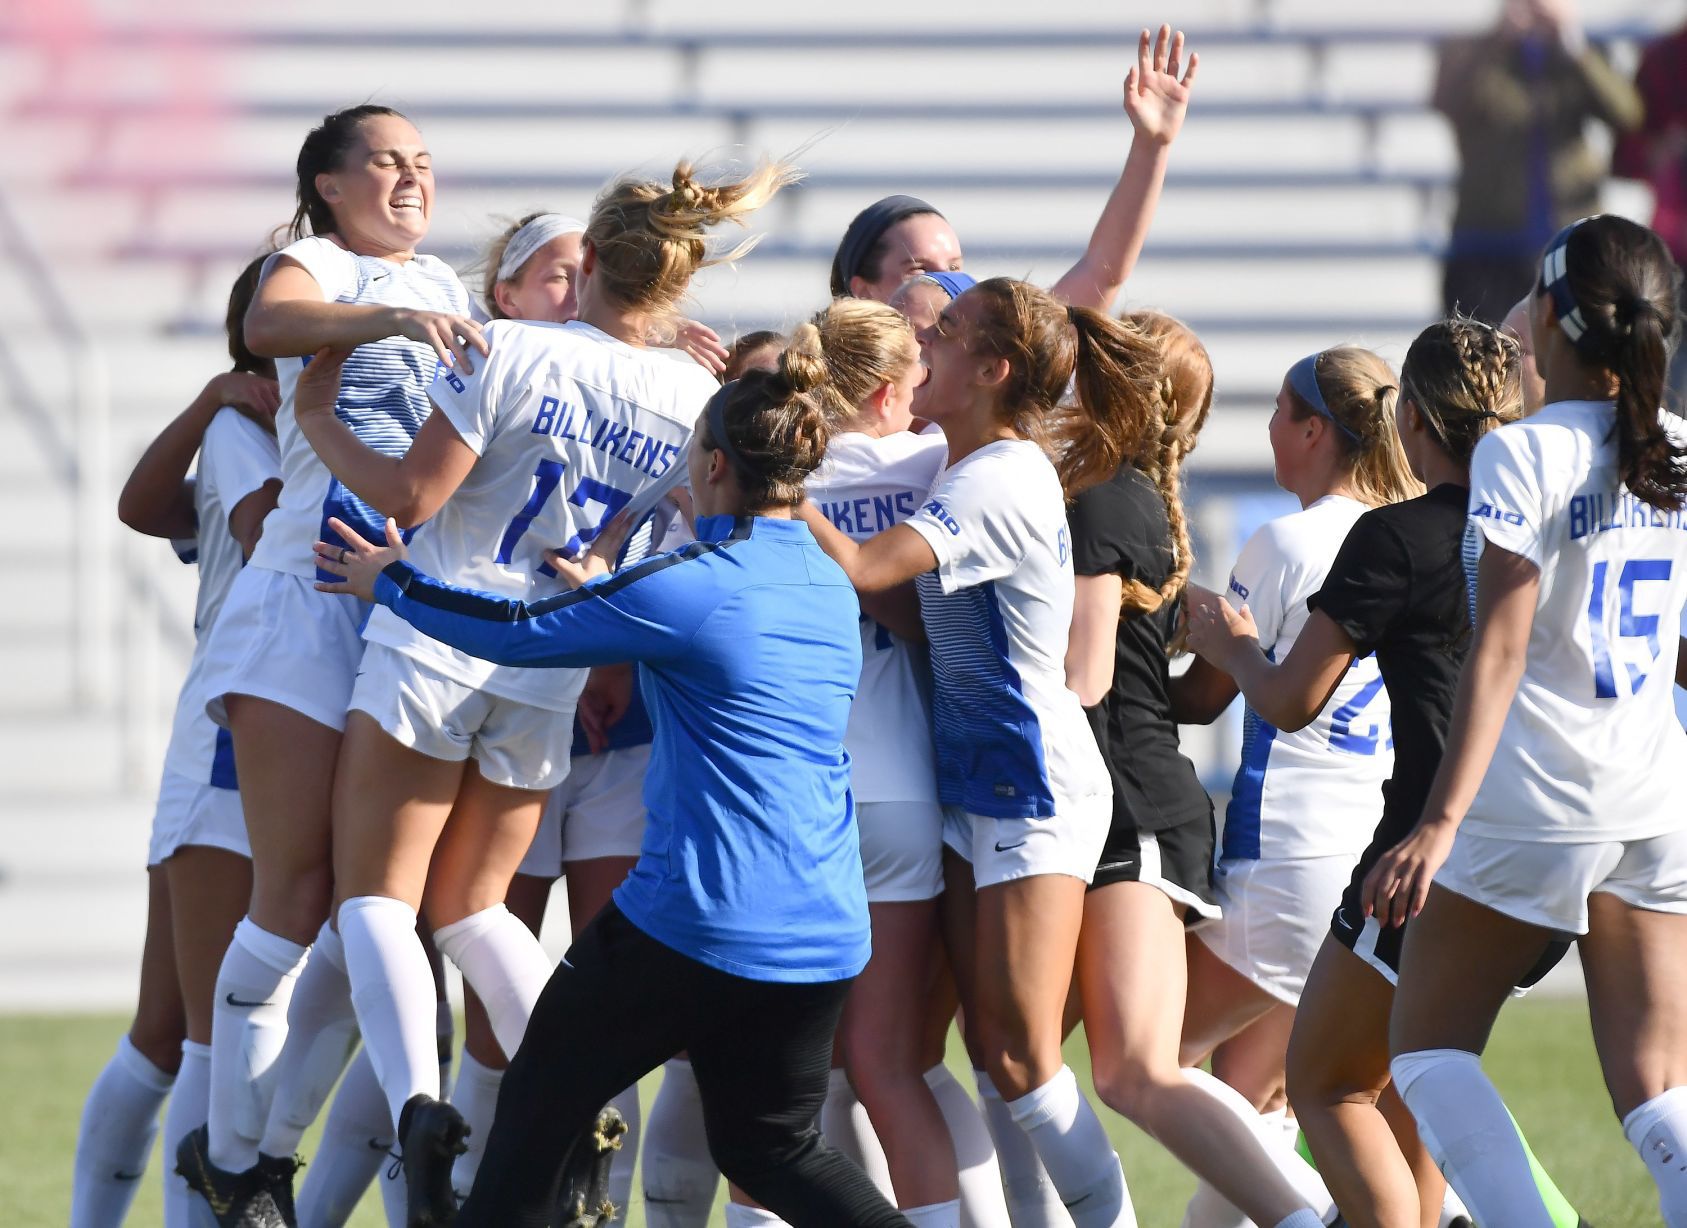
[
  {"x1": 351, "y1": 644, "x2": 575, "y2": 793},
  {"x1": 1196, "y1": 853, "x2": 1358, "y2": 1004},
  {"x1": 198, "y1": 566, "x2": 368, "y2": 732},
  {"x1": 518, "y1": 744, "x2": 653, "y2": 878},
  {"x1": 147, "y1": 770, "x2": 249, "y2": 866},
  {"x1": 942, "y1": 791, "x2": 1112, "y2": 889},
  {"x1": 1436, "y1": 826, "x2": 1687, "y2": 936}
]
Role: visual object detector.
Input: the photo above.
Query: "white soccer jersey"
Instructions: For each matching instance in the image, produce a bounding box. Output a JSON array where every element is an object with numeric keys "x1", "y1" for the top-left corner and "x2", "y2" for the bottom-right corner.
[
  {"x1": 248, "y1": 234, "x2": 471, "y2": 580},
  {"x1": 164, "y1": 407, "x2": 282, "y2": 788},
  {"x1": 809, "y1": 430, "x2": 946, "y2": 805},
  {"x1": 904, "y1": 439, "x2": 1109, "y2": 818},
  {"x1": 362, "y1": 319, "x2": 715, "y2": 709},
  {"x1": 1221, "y1": 495, "x2": 1392, "y2": 861},
  {"x1": 1463, "y1": 400, "x2": 1687, "y2": 842}
]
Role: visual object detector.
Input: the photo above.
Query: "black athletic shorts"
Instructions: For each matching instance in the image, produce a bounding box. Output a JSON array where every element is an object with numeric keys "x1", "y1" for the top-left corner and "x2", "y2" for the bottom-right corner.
[
  {"x1": 1331, "y1": 817, "x2": 1570, "y2": 985},
  {"x1": 1089, "y1": 803, "x2": 1220, "y2": 925}
]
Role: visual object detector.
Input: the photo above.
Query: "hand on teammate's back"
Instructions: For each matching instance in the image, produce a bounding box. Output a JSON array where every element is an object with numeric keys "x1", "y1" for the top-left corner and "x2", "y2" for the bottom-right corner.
[
  {"x1": 314, "y1": 515, "x2": 408, "y2": 601},
  {"x1": 207, "y1": 371, "x2": 281, "y2": 431},
  {"x1": 392, "y1": 307, "x2": 488, "y2": 374}
]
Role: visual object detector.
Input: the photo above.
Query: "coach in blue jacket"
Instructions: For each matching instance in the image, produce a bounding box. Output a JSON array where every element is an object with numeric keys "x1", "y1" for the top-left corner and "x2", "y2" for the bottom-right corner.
[{"x1": 317, "y1": 357, "x2": 909, "y2": 1228}]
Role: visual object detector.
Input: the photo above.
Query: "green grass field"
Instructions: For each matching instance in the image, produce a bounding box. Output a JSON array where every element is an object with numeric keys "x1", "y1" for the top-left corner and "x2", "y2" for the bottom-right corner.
[{"x1": 3, "y1": 998, "x2": 1658, "y2": 1226}]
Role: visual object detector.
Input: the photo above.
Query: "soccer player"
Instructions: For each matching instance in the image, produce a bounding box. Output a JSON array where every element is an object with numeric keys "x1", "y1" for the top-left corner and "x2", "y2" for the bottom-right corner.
[
  {"x1": 1368, "y1": 216, "x2": 1687, "y2": 1227},
  {"x1": 277, "y1": 159, "x2": 796, "y2": 1224},
  {"x1": 798, "y1": 277, "x2": 1167, "y2": 1227},
  {"x1": 180, "y1": 104, "x2": 482, "y2": 1226},
  {"x1": 74, "y1": 260, "x2": 281, "y2": 1228},
  {"x1": 316, "y1": 351, "x2": 913, "y2": 1228},
  {"x1": 828, "y1": 25, "x2": 1195, "y2": 314}
]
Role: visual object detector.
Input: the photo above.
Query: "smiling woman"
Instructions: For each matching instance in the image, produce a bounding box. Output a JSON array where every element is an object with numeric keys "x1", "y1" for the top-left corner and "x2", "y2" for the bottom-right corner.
[{"x1": 176, "y1": 103, "x2": 485, "y2": 1226}]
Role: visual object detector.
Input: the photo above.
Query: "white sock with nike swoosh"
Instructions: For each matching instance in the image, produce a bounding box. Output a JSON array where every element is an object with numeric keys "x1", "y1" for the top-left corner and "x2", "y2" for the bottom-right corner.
[
  {"x1": 71, "y1": 1034, "x2": 174, "y2": 1228},
  {"x1": 163, "y1": 1041, "x2": 212, "y2": 1228},
  {"x1": 449, "y1": 1051, "x2": 504, "y2": 1201},
  {"x1": 296, "y1": 1046, "x2": 396, "y2": 1228},
  {"x1": 259, "y1": 921, "x2": 361, "y2": 1160},
  {"x1": 207, "y1": 917, "x2": 310, "y2": 1171}
]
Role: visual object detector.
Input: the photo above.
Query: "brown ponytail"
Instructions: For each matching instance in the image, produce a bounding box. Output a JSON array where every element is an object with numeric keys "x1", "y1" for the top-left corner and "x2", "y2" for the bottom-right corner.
[
  {"x1": 1117, "y1": 312, "x2": 1215, "y2": 615},
  {"x1": 1550, "y1": 216, "x2": 1686, "y2": 510},
  {"x1": 699, "y1": 323, "x2": 833, "y2": 509},
  {"x1": 963, "y1": 278, "x2": 1161, "y2": 495}
]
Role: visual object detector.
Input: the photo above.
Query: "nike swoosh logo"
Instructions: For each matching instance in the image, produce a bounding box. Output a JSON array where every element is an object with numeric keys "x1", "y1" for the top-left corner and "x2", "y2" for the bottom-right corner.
[
  {"x1": 225, "y1": 992, "x2": 275, "y2": 1008},
  {"x1": 114, "y1": 1169, "x2": 145, "y2": 1181},
  {"x1": 191, "y1": 1145, "x2": 234, "y2": 1216},
  {"x1": 1334, "y1": 908, "x2": 1353, "y2": 931},
  {"x1": 994, "y1": 840, "x2": 1027, "y2": 853}
]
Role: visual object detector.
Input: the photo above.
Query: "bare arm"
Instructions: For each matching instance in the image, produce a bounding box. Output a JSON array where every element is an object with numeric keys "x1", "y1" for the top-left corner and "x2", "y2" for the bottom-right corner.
[
  {"x1": 1051, "y1": 25, "x2": 1197, "y2": 312},
  {"x1": 227, "y1": 482, "x2": 283, "y2": 560},
  {"x1": 794, "y1": 501, "x2": 938, "y2": 595},
  {"x1": 292, "y1": 348, "x2": 478, "y2": 527},
  {"x1": 1362, "y1": 545, "x2": 1540, "y2": 925},
  {"x1": 1186, "y1": 600, "x2": 1356, "y2": 733},
  {"x1": 862, "y1": 583, "x2": 925, "y2": 643},
  {"x1": 1067, "y1": 572, "x2": 1122, "y2": 707},
  {"x1": 117, "y1": 372, "x2": 279, "y2": 539},
  {"x1": 245, "y1": 258, "x2": 487, "y2": 372}
]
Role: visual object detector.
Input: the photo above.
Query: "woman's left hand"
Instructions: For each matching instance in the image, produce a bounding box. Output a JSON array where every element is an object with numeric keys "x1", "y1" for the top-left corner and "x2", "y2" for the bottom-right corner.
[
  {"x1": 671, "y1": 318, "x2": 730, "y2": 376},
  {"x1": 1362, "y1": 817, "x2": 1460, "y2": 928},
  {"x1": 314, "y1": 516, "x2": 407, "y2": 601},
  {"x1": 1124, "y1": 24, "x2": 1198, "y2": 147}
]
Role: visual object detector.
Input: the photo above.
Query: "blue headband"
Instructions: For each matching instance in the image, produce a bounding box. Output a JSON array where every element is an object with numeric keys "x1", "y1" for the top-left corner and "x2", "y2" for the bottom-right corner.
[
  {"x1": 916, "y1": 270, "x2": 977, "y2": 300},
  {"x1": 831, "y1": 195, "x2": 943, "y2": 296},
  {"x1": 704, "y1": 381, "x2": 747, "y2": 473},
  {"x1": 1539, "y1": 218, "x2": 1603, "y2": 357},
  {"x1": 1288, "y1": 353, "x2": 1361, "y2": 445}
]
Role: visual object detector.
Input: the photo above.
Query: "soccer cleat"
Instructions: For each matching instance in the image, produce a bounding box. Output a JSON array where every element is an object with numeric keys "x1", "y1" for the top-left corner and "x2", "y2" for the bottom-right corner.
[
  {"x1": 175, "y1": 1125, "x2": 288, "y2": 1228},
  {"x1": 257, "y1": 1151, "x2": 304, "y2": 1228},
  {"x1": 552, "y1": 1106, "x2": 628, "y2": 1227},
  {"x1": 397, "y1": 1094, "x2": 470, "y2": 1228}
]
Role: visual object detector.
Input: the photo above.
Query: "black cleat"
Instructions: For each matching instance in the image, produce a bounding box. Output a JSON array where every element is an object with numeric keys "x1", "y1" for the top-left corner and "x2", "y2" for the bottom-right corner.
[
  {"x1": 175, "y1": 1125, "x2": 287, "y2": 1228},
  {"x1": 257, "y1": 1151, "x2": 304, "y2": 1227},
  {"x1": 552, "y1": 1106, "x2": 628, "y2": 1227},
  {"x1": 398, "y1": 1093, "x2": 470, "y2": 1228}
]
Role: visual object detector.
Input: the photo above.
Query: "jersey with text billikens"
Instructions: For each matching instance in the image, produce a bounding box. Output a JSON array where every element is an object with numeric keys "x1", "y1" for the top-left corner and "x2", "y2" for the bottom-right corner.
[
  {"x1": 362, "y1": 319, "x2": 714, "y2": 709},
  {"x1": 163, "y1": 409, "x2": 282, "y2": 788},
  {"x1": 808, "y1": 430, "x2": 946, "y2": 805},
  {"x1": 904, "y1": 439, "x2": 1109, "y2": 818},
  {"x1": 1222, "y1": 495, "x2": 1391, "y2": 861},
  {"x1": 247, "y1": 235, "x2": 470, "y2": 581},
  {"x1": 1463, "y1": 400, "x2": 1687, "y2": 842}
]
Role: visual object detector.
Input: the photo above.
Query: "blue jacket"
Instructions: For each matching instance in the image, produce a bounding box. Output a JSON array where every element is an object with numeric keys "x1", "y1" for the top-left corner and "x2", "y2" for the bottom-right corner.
[{"x1": 373, "y1": 514, "x2": 869, "y2": 983}]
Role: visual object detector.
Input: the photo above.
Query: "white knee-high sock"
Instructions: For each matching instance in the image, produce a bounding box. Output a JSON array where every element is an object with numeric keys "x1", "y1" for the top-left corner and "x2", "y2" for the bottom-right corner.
[
  {"x1": 1391, "y1": 1049, "x2": 1556, "y2": 1228},
  {"x1": 926, "y1": 1065, "x2": 1010, "y2": 1228},
  {"x1": 296, "y1": 1046, "x2": 395, "y2": 1228},
  {"x1": 1006, "y1": 1066, "x2": 1134, "y2": 1228},
  {"x1": 71, "y1": 1035, "x2": 174, "y2": 1228},
  {"x1": 207, "y1": 917, "x2": 310, "y2": 1170},
  {"x1": 339, "y1": 895, "x2": 442, "y2": 1129},
  {"x1": 260, "y1": 922, "x2": 360, "y2": 1159},
  {"x1": 607, "y1": 1083, "x2": 642, "y2": 1220},
  {"x1": 448, "y1": 1051, "x2": 504, "y2": 1201},
  {"x1": 975, "y1": 1070, "x2": 1071, "y2": 1227},
  {"x1": 643, "y1": 1058, "x2": 722, "y2": 1228},
  {"x1": 1179, "y1": 1068, "x2": 1333, "y2": 1218},
  {"x1": 433, "y1": 904, "x2": 552, "y2": 1061},
  {"x1": 1624, "y1": 1086, "x2": 1687, "y2": 1227},
  {"x1": 821, "y1": 1068, "x2": 893, "y2": 1198},
  {"x1": 163, "y1": 1041, "x2": 212, "y2": 1228}
]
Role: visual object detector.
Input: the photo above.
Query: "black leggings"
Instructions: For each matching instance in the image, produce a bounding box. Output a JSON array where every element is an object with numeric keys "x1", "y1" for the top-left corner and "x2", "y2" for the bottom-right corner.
[{"x1": 458, "y1": 903, "x2": 910, "y2": 1228}]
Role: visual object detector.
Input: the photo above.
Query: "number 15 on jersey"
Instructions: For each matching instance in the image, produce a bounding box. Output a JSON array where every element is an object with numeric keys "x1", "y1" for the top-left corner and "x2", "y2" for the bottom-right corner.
[{"x1": 1587, "y1": 557, "x2": 1674, "y2": 699}]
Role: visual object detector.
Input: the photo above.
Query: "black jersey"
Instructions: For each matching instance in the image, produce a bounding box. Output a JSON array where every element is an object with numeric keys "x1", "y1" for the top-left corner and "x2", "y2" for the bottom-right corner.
[{"x1": 1068, "y1": 464, "x2": 1211, "y2": 835}]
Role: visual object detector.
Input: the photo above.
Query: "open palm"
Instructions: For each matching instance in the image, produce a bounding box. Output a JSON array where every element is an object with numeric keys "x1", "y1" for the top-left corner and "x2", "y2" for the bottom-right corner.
[{"x1": 1125, "y1": 24, "x2": 1198, "y2": 146}]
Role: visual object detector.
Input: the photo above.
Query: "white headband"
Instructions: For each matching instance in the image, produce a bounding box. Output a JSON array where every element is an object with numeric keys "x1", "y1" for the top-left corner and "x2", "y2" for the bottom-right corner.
[{"x1": 496, "y1": 214, "x2": 587, "y2": 283}]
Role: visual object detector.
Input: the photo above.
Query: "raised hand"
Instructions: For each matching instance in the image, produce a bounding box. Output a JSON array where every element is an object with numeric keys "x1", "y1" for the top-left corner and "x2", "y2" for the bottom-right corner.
[
  {"x1": 670, "y1": 318, "x2": 730, "y2": 376},
  {"x1": 1124, "y1": 24, "x2": 1199, "y2": 147}
]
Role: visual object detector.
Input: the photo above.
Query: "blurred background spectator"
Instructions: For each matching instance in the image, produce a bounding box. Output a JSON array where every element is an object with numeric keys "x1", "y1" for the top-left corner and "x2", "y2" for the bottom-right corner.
[
  {"x1": 1435, "y1": 0, "x2": 1642, "y2": 323},
  {"x1": 1615, "y1": 17, "x2": 1687, "y2": 406}
]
